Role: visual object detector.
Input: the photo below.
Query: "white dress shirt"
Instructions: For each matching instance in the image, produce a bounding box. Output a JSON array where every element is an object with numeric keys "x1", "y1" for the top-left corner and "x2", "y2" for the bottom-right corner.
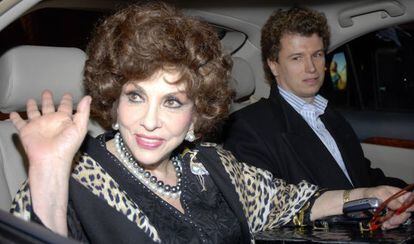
[{"x1": 279, "y1": 86, "x2": 353, "y2": 185}]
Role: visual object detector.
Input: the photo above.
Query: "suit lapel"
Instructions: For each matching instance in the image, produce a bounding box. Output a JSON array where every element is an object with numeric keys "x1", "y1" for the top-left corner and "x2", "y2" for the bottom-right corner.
[
  {"x1": 321, "y1": 109, "x2": 362, "y2": 187},
  {"x1": 268, "y1": 89, "x2": 353, "y2": 188}
]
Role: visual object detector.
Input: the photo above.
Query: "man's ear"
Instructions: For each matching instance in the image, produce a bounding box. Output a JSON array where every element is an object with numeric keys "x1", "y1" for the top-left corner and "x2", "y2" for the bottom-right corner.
[{"x1": 267, "y1": 59, "x2": 279, "y2": 77}]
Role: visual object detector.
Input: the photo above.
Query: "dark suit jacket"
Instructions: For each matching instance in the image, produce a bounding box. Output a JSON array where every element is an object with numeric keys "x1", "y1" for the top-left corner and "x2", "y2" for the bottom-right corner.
[{"x1": 223, "y1": 85, "x2": 406, "y2": 190}]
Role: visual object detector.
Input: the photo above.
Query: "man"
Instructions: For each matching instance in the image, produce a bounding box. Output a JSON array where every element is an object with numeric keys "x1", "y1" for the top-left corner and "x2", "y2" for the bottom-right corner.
[{"x1": 223, "y1": 7, "x2": 406, "y2": 189}]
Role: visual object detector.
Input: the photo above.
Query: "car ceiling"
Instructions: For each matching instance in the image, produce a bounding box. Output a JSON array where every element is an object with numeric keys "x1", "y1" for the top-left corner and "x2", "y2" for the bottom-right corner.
[{"x1": 3, "y1": 0, "x2": 414, "y2": 49}]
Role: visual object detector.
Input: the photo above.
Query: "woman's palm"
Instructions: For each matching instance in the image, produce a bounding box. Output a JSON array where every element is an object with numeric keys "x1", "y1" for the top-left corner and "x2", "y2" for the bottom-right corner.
[{"x1": 10, "y1": 91, "x2": 91, "y2": 170}]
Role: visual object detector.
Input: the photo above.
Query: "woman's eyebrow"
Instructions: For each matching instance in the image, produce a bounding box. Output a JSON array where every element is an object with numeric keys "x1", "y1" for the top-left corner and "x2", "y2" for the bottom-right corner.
[
  {"x1": 164, "y1": 91, "x2": 189, "y2": 100},
  {"x1": 129, "y1": 83, "x2": 145, "y2": 93}
]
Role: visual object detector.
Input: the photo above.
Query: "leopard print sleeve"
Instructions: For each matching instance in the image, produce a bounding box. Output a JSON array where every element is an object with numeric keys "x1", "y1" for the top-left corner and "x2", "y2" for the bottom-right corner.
[
  {"x1": 9, "y1": 179, "x2": 88, "y2": 240},
  {"x1": 10, "y1": 179, "x2": 32, "y2": 221},
  {"x1": 9, "y1": 153, "x2": 161, "y2": 243},
  {"x1": 214, "y1": 146, "x2": 318, "y2": 233}
]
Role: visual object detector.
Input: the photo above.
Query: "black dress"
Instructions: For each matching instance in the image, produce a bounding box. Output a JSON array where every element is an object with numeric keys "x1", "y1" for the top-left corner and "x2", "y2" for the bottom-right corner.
[
  {"x1": 89, "y1": 133, "x2": 242, "y2": 243},
  {"x1": 11, "y1": 130, "x2": 318, "y2": 244},
  {"x1": 59, "y1": 132, "x2": 242, "y2": 243}
]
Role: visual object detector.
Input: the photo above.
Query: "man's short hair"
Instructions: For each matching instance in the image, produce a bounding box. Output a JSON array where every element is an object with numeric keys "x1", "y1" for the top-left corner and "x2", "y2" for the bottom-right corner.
[{"x1": 261, "y1": 7, "x2": 330, "y2": 84}]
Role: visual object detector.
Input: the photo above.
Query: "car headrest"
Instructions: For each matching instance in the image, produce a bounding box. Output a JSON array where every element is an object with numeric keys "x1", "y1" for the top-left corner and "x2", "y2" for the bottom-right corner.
[
  {"x1": 0, "y1": 45, "x2": 86, "y2": 113},
  {"x1": 230, "y1": 57, "x2": 255, "y2": 101}
]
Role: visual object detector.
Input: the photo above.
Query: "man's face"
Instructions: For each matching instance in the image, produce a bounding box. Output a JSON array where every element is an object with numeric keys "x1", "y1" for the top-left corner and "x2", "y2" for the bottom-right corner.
[{"x1": 268, "y1": 33, "x2": 325, "y2": 102}]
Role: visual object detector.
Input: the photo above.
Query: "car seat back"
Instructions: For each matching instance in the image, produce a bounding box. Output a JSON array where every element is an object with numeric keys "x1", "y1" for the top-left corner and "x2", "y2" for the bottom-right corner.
[{"x1": 0, "y1": 45, "x2": 104, "y2": 211}]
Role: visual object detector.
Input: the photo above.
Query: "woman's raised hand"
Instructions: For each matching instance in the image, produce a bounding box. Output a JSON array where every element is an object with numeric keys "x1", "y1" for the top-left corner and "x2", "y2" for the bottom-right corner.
[
  {"x1": 10, "y1": 90, "x2": 91, "y2": 173},
  {"x1": 9, "y1": 90, "x2": 91, "y2": 235}
]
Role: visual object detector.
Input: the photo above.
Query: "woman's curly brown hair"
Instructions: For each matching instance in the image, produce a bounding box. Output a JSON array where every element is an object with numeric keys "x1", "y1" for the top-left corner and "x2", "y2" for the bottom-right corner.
[
  {"x1": 261, "y1": 6, "x2": 330, "y2": 84},
  {"x1": 84, "y1": 1, "x2": 233, "y2": 138}
]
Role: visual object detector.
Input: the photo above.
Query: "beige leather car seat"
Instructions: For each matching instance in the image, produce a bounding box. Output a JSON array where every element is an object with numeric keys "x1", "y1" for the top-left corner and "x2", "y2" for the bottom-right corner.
[
  {"x1": 0, "y1": 45, "x2": 104, "y2": 211},
  {"x1": 229, "y1": 56, "x2": 255, "y2": 112}
]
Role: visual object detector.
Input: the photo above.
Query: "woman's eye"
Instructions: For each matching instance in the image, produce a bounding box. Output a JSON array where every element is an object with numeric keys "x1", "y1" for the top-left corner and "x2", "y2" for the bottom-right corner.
[
  {"x1": 127, "y1": 92, "x2": 144, "y2": 103},
  {"x1": 164, "y1": 98, "x2": 182, "y2": 108}
]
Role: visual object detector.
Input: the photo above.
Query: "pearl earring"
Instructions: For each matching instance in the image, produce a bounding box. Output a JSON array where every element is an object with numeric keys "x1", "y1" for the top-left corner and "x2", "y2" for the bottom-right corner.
[
  {"x1": 112, "y1": 122, "x2": 119, "y2": 130},
  {"x1": 185, "y1": 130, "x2": 195, "y2": 142}
]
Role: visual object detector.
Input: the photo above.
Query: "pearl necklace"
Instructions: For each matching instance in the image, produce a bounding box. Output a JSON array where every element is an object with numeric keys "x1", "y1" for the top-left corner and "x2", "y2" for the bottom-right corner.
[{"x1": 114, "y1": 132, "x2": 182, "y2": 199}]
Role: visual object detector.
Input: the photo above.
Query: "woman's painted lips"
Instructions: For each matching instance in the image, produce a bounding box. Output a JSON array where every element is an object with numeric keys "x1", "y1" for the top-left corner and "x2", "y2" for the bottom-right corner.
[{"x1": 135, "y1": 134, "x2": 164, "y2": 149}]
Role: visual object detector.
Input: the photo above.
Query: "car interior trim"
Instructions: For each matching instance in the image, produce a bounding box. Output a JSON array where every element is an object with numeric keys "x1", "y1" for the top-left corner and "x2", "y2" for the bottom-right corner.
[
  {"x1": 363, "y1": 137, "x2": 414, "y2": 150},
  {"x1": 339, "y1": 0, "x2": 406, "y2": 28}
]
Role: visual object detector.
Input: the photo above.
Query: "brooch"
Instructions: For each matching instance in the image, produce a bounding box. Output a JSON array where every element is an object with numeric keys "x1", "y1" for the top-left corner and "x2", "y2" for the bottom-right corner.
[
  {"x1": 190, "y1": 161, "x2": 209, "y2": 176},
  {"x1": 188, "y1": 150, "x2": 208, "y2": 191}
]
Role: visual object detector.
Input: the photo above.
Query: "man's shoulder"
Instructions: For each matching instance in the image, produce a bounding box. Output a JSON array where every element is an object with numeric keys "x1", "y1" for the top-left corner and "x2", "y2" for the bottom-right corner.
[{"x1": 231, "y1": 97, "x2": 275, "y2": 120}]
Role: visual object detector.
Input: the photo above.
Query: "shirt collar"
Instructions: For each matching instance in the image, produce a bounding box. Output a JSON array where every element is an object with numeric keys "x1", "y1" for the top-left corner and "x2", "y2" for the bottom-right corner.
[{"x1": 278, "y1": 86, "x2": 328, "y2": 116}]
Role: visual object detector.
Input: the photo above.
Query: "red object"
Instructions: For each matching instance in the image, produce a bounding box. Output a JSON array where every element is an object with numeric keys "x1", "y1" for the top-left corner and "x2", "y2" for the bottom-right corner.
[{"x1": 369, "y1": 184, "x2": 414, "y2": 231}]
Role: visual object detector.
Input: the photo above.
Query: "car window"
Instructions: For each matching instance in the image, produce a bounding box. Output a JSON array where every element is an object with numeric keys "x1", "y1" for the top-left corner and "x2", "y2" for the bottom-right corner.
[
  {"x1": 0, "y1": 8, "x2": 244, "y2": 55},
  {"x1": 321, "y1": 22, "x2": 414, "y2": 112},
  {"x1": 0, "y1": 8, "x2": 106, "y2": 56}
]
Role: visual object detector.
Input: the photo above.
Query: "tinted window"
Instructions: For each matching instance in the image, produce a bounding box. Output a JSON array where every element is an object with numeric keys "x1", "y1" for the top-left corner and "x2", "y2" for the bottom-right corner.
[
  {"x1": 0, "y1": 8, "x2": 241, "y2": 56},
  {"x1": 321, "y1": 23, "x2": 414, "y2": 112},
  {"x1": 320, "y1": 48, "x2": 361, "y2": 109},
  {"x1": 0, "y1": 8, "x2": 107, "y2": 56}
]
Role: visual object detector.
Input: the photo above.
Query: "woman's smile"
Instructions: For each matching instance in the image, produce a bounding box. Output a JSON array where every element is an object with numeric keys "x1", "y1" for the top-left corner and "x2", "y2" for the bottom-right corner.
[{"x1": 135, "y1": 134, "x2": 165, "y2": 150}]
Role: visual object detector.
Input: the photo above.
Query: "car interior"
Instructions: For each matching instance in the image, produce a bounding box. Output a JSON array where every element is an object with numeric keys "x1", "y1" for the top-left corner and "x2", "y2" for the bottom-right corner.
[{"x1": 0, "y1": 0, "x2": 413, "y2": 241}]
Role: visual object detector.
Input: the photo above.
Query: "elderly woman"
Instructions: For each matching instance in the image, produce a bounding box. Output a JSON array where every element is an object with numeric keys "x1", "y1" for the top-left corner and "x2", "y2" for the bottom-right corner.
[{"x1": 9, "y1": 2, "x2": 412, "y2": 244}]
